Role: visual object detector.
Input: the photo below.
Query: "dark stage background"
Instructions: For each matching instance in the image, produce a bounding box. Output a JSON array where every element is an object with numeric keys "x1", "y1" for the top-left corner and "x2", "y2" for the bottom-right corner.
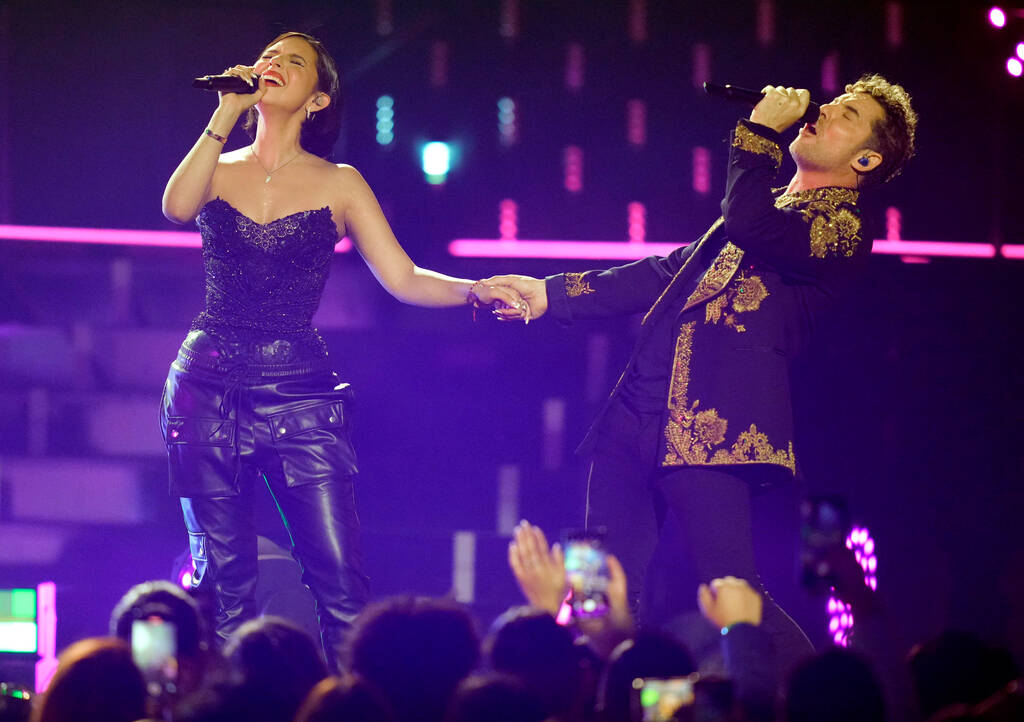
[{"x1": 1, "y1": 0, "x2": 1022, "y2": 682}]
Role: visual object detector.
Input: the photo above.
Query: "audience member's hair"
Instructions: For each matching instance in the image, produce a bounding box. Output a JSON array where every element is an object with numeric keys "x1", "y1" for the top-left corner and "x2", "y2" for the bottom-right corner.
[
  {"x1": 908, "y1": 631, "x2": 1020, "y2": 719},
  {"x1": 31, "y1": 637, "x2": 146, "y2": 722},
  {"x1": 598, "y1": 632, "x2": 695, "y2": 722},
  {"x1": 486, "y1": 606, "x2": 581, "y2": 719},
  {"x1": 109, "y1": 579, "x2": 207, "y2": 658},
  {"x1": 785, "y1": 648, "x2": 885, "y2": 722},
  {"x1": 223, "y1": 616, "x2": 328, "y2": 722},
  {"x1": 445, "y1": 673, "x2": 547, "y2": 722},
  {"x1": 348, "y1": 596, "x2": 480, "y2": 722},
  {"x1": 294, "y1": 675, "x2": 397, "y2": 722}
]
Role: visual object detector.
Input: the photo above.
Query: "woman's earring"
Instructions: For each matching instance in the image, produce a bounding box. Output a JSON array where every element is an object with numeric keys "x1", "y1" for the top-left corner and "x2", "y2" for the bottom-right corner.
[{"x1": 306, "y1": 108, "x2": 313, "y2": 121}]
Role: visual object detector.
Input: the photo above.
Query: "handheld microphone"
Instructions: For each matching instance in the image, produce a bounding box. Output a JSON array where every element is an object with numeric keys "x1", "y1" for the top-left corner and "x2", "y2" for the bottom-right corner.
[
  {"x1": 192, "y1": 74, "x2": 262, "y2": 94},
  {"x1": 703, "y1": 82, "x2": 820, "y2": 125}
]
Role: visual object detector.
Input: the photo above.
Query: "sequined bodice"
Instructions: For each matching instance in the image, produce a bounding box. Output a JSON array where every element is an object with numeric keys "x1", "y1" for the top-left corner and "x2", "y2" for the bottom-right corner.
[{"x1": 189, "y1": 198, "x2": 339, "y2": 361}]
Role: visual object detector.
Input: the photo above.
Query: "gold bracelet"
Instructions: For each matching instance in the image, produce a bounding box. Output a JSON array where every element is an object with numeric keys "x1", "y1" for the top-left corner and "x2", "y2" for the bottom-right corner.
[{"x1": 204, "y1": 128, "x2": 227, "y2": 144}]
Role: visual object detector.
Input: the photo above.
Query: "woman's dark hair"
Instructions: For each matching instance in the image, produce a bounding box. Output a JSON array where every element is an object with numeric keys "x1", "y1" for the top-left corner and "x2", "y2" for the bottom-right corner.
[{"x1": 243, "y1": 31, "x2": 342, "y2": 159}]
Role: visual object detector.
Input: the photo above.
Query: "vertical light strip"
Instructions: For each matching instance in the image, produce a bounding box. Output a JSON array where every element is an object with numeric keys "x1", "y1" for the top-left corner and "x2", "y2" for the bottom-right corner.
[
  {"x1": 756, "y1": 0, "x2": 776, "y2": 47},
  {"x1": 627, "y1": 99, "x2": 647, "y2": 147},
  {"x1": 565, "y1": 43, "x2": 585, "y2": 91},
  {"x1": 499, "y1": 199, "x2": 518, "y2": 240},
  {"x1": 35, "y1": 582, "x2": 58, "y2": 693},
  {"x1": 564, "y1": 146, "x2": 584, "y2": 193},
  {"x1": 542, "y1": 398, "x2": 566, "y2": 471},
  {"x1": 452, "y1": 531, "x2": 476, "y2": 603},
  {"x1": 496, "y1": 465, "x2": 520, "y2": 535}
]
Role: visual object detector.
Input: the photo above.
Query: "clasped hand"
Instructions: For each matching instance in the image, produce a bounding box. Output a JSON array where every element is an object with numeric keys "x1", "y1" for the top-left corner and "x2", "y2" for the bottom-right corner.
[
  {"x1": 476, "y1": 274, "x2": 548, "y2": 323},
  {"x1": 750, "y1": 85, "x2": 812, "y2": 133}
]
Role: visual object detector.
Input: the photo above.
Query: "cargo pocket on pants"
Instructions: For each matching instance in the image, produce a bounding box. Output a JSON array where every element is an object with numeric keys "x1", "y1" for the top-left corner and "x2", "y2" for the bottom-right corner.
[
  {"x1": 268, "y1": 401, "x2": 358, "y2": 486},
  {"x1": 163, "y1": 416, "x2": 240, "y2": 497}
]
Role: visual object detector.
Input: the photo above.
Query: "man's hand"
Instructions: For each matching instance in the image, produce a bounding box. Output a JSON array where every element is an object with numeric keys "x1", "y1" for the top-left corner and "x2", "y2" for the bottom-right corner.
[
  {"x1": 749, "y1": 85, "x2": 811, "y2": 133},
  {"x1": 481, "y1": 275, "x2": 548, "y2": 321},
  {"x1": 508, "y1": 520, "x2": 566, "y2": 615},
  {"x1": 697, "y1": 576, "x2": 763, "y2": 630}
]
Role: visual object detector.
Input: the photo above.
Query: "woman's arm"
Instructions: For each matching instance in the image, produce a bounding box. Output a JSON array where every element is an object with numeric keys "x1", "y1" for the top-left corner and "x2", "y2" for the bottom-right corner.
[
  {"x1": 338, "y1": 165, "x2": 526, "y2": 311},
  {"x1": 162, "y1": 66, "x2": 266, "y2": 224}
]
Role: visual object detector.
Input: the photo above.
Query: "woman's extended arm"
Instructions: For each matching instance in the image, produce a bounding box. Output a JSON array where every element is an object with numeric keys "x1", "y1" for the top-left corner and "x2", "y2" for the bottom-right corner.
[
  {"x1": 162, "y1": 67, "x2": 265, "y2": 224},
  {"x1": 338, "y1": 165, "x2": 527, "y2": 312}
]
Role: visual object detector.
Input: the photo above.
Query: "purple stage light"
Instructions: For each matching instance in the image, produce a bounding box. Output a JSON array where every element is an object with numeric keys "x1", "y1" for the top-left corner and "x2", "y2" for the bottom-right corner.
[
  {"x1": 629, "y1": 0, "x2": 648, "y2": 44},
  {"x1": 989, "y1": 7, "x2": 1007, "y2": 27},
  {"x1": 1008, "y1": 57, "x2": 1023, "y2": 76},
  {"x1": 1017, "y1": 42, "x2": 1024, "y2": 59}
]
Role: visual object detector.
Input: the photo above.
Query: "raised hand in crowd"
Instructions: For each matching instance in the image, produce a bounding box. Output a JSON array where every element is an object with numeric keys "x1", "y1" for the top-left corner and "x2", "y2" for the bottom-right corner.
[
  {"x1": 697, "y1": 575, "x2": 763, "y2": 631},
  {"x1": 507, "y1": 520, "x2": 566, "y2": 614}
]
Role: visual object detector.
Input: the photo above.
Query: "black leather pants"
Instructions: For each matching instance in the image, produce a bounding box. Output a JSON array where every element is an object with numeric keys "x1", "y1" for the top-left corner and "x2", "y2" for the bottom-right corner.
[{"x1": 160, "y1": 332, "x2": 369, "y2": 672}]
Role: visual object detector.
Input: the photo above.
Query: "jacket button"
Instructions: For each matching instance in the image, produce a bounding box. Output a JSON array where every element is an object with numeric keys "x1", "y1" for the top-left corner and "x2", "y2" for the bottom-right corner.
[
  {"x1": 278, "y1": 426, "x2": 287, "y2": 434},
  {"x1": 328, "y1": 415, "x2": 337, "y2": 423}
]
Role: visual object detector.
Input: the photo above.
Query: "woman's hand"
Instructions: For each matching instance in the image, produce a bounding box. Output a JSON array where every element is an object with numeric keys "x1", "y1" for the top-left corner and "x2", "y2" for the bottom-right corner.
[
  {"x1": 468, "y1": 281, "x2": 531, "y2": 321},
  {"x1": 216, "y1": 64, "x2": 267, "y2": 115},
  {"x1": 479, "y1": 275, "x2": 548, "y2": 322}
]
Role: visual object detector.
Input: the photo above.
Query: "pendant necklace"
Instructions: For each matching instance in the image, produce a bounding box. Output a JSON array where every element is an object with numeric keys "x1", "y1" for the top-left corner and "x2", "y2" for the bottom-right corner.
[{"x1": 251, "y1": 146, "x2": 301, "y2": 183}]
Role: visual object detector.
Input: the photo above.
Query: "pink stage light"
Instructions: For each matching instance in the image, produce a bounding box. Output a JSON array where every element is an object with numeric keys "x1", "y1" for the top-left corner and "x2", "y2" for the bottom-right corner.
[
  {"x1": 450, "y1": 239, "x2": 684, "y2": 260},
  {"x1": 564, "y1": 146, "x2": 584, "y2": 193},
  {"x1": 821, "y1": 52, "x2": 839, "y2": 94},
  {"x1": 35, "y1": 582, "x2": 58, "y2": 694},
  {"x1": 499, "y1": 0, "x2": 520, "y2": 39},
  {"x1": 430, "y1": 41, "x2": 449, "y2": 88},
  {"x1": 565, "y1": 43, "x2": 585, "y2": 91},
  {"x1": 1017, "y1": 42, "x2": 1024, "y2": 60},
  {"x1": 1008, "y1": 57, "x2": 1023, "y2": 77},
  {"x1": 628, "y1": 0, "x2": 647, "y2": 44},
  {"x1": 692, "y1": 44, "x2": 711, "y2": 89},
  {"x1": 627, "y1": 202, "x2": 646, "y2": 243},
  {"x1": 757, "y1": 0, "x2": 776, "y2": 47},
  {"x1": 0, "y1": 224, "x2": 353, "y2": 252},
  {"x1": 627, "y1": 99, "x2": 647, "y2": 147},
  {"x1": 692, "y1": 147, "x2": 711, "y2": 195},
  {"x1": 499, "y1": 199, "x2": 518, "y2": 240},
  {"x1": 989, "y1": 7, "x2": 1007, "y2": 27},
  {"x1": 871, "y1": 240, "x2": 996, "y2": 258},
  {"x1": 448, "y1": 238, "x2": 1007, "y2": 261},
  {"x1": 885, "y1": 2, "x2": 904, "y2": 49},
  {"x1": 885, "y1": 206, "x2": 902, "y2": 241}
]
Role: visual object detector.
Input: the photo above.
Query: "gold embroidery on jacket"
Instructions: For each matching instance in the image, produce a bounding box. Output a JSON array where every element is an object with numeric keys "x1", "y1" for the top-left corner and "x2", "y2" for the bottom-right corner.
[
  {"x1": 663, "y1": 322, "x2": 795, "y2": 471},
  {"x1": 774, "y1": 187, "x2": 861, "y2": 258},
  {"x1": 565, "y1": 272, "x2": 595, "y2": 297},
  {"x1": 641, "y1": 218, "x2": 725, "y2": 325},
  {"x1": 682, "y1": 242, "x2": 744, "y2": 312},
  {"x1": 732, "y1": 123, "x2": 783, "y2": 167},
  {"x1": 703, "y1": 272, "x2": 770, "y2": 334},
  {"x1": 710, "y1": 425, "x2": 795, "y2": 470}
]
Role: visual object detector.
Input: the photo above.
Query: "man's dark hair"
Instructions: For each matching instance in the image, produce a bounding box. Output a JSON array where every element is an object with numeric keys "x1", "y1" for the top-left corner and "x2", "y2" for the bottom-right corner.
[
  {"x1": 223, "y1": 616, "x2": 328, "y2": 722},
  {"x1": 109, "y1": 579, "x2": 206, "y2": 657},
  {"x1": 485, "y1": 606, "x2": 580, "y2": 719},
  {"x1": 243, "y1": 31, "x2": 342, "y2": 159},
  {"x1": 786, "y1": 648, "x2": 885, "y2": 722},
  {"x1": 348, "y1": 596, "x2": 480, "y2": 722},
  {"x1": 845, "y1": 73, "x2": 917, "y2": 188}
]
